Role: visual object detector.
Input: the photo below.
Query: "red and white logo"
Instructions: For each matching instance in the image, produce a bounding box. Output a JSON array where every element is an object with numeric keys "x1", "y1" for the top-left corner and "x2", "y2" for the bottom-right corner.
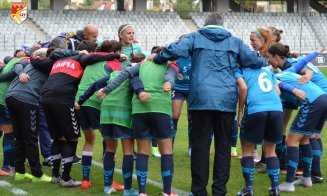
[{"x1": 10, "y1": 0, "x2": 28, "y2": 24}]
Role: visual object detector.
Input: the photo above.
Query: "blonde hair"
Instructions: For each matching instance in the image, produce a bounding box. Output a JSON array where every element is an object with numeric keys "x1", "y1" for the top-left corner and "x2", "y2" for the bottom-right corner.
[{"x1": 33, "y1": 48, "x2": 48, "y2": 58}]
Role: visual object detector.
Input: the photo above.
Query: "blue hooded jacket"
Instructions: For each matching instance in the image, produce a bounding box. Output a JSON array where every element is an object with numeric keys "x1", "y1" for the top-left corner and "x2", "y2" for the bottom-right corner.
[{"x1": 154, "y1": 26, "x2": 267, "y2": 112}]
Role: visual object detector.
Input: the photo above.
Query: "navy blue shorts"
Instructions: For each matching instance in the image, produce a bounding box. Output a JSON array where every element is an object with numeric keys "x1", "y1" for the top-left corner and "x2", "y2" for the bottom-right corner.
[
  {"x1": 76, "y1": 106, "x2": 100, "y2": 131},
  {"x1": 282, "y1": 100, "x2": 298, "y2": 110},
  {"x1": 290, "y1": 95, "x2": 327, "y2": 136},
  {"x1": 172, "y1": 90, "x2": 188, "y2": 101},
  {"x1": 0, "y1": 105, "x2": 11, "y2": 124},
  {"x1": 132, "y1": 113, "x2": 175, "y2": 139},
  {"x1": 240, "y1": 111, "x2": 283, "y2": 144},
  {"x1": 101, "y1": 124, "x2": 133, "y2": 139}
]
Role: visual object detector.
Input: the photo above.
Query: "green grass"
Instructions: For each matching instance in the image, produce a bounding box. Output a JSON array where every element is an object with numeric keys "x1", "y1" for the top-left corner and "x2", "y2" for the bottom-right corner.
[{"x1": 1, "y1": 68, "x2": 327, "y2": 195}]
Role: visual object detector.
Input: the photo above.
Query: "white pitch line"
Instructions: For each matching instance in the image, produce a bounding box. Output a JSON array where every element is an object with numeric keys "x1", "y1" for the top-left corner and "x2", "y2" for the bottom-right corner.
[
  {"x1": 0, "y1": 180, "x2": 28, "y2": 195},
  {"x1": 92, "y1": 160, "x2": 189, "y2": 196}
]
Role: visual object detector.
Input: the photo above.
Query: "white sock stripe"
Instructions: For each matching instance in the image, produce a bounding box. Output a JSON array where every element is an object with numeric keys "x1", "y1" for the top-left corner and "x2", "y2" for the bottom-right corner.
[
  {"x1": 61, "y1": 156, "x2": 74, "y2": 164},
  {"x1": 82, "y1": 151, "x2": 93, "y2": 156},
  {"x1": 51, "y1": 154, "x2": 61, "y2": 160}
]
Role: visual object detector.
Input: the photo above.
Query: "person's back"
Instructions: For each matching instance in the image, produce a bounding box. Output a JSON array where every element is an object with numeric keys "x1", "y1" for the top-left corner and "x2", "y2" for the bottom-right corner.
[
  {"x1": 276, "y1": 71, "x2": 325, "y2": 103},
  {"x1": 174, "y1": 56, "x2": 191, "y2": 92},
  {"x1": 132, "y1": 60, "x2": 170, "y2": 115},
  {"x1": 240, "y1": 68, "x2": 282, "y2": 114},
  {"x1": 152, "y1": 13, "x2": 267, "y2": 196},
  {"x1": 287, "y1": 57, "x2": 327, "y2": 93},
  {"x1": 154, "y1": 16, "x2": 266, "y2": 112}
]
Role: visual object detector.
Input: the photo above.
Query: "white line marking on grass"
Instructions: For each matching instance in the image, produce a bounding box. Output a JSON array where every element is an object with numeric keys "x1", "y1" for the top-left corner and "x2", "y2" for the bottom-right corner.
[
  {"x1": 92, "y1": 160, "x2": 189, "y2": 196},
  {"x1": 0, "y1": 180, "x2": 11, "y2": 186},
  {"x1": 11, "y1": 188, "x2": 28, "y2": 195},
  {"x1": 0, "y1": 180, "x2": 28, "y2": 195}
]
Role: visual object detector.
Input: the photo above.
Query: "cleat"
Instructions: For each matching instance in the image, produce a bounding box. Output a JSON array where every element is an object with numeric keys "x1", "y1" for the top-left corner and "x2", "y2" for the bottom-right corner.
[
  {"x1": 81, "y1": 180, "x2": 91, "y2": 190},
  {"x1": 104, "y1": 185, "x2": 117, "y2": 195},
  {"x1": 231, "y1": 147, "x2": 238, "y2": 157},
  {"x1": 269, "y1": 187, "x2": 280, "y2": 196},
  {"x1": 294, "y1": 176, "x2": 312, "y2": 187},
  {"x1": 279, "y1": 182, "x2": 295, "y2": 192},
  {"x1": 257, "y1": 164, "x2": 267, "y2": 173},
  {"x1": 163, "y1": 191, "x2": 179, "y2": 196},
  {"x1": 51, "y1": 176, "x2": 61, "y2": 183},
  {"x1": 15, "y1": 172, "x2": 33, "y2": 181},
  {"x1": 60, "y1": 178, "x2": 82, "y2": 187},
  {"x1": 73, "y1": 155, "x2": 81, "y2": 164},
  {"x1": 312, "y1": 175, "x2": 324, "y2": 184},
  {"x1": 15, "y1": 173, "x2": 26, "y2": 181},
  {"x1": 24, "y1": 173, "x2": 33, "y2": 180},
  {"x1": 0, "y1": 169, "x2": 9, "y2": 176},
  {"x1": 32, "y1": 174, "x2": 52, "y2": 182},
  {"x1": 42, "y1": 159, "x2": 52, "y2": 167},
  {"x1": 152, "y1": 147, "x2": 161, "y2": 158},
  {"x1": 138, "y1": 194, "x2": 147, "y2": 196},
  {"x1": 237, "y1": 187, "x2": 254, "y2": 196},
  {"x1": 123, "y1": 189, "x2": 138, "y2": 196},
  {"x1": 112, "y1": 181, "x2": 124, "y2": 191}
]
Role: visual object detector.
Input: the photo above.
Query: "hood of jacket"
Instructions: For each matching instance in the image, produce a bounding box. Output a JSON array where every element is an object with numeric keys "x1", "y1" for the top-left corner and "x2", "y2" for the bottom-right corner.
[{"x1": 198, "y1": 25, "x2": 231, "y2": 42}]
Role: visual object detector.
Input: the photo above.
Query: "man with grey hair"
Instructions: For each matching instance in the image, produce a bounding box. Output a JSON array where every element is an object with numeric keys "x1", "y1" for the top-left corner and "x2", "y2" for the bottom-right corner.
[{"x1": 151, "y1": 13, "x2": 267, "y2": 195}]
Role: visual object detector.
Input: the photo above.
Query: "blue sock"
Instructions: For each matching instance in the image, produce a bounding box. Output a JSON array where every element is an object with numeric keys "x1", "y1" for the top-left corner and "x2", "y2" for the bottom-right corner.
[
  {"x1": 280, "y1": 135, "x2": 287, "y2": 166},
  {"x1": 82, "y1": 151, "x2": 93, "y2": 181},
  {"x1": 122, "y1": 155, "x2": 134, "y2": 190},
  {"x1": 300, "y1": 144, "x2": 312, "y2": 178},
  {"x1": 103, "y1": 152, "x2": 115, "y2": 187},
  {"x1": 231, "y1": 119, "x2": 238, "y2": 147},
  {"x1": 3, "y1": 133, "x2": 15, "y2": 167},
  {"x1": 310, "y1": 138, "x2": 322, "y2": 176},
  {"x1": 276, "y1": 135, "x2": 286, "y2": 162},
  {"x1": 317, "y1": 138, "x2": 323, "y2": 154},
  {"x1": 2, "y1": 133, "x2": 9, "y2": 169},
  {"x1": 286, "y1": 146, "x2": 299, "y2": 183},
  {"x1": 266, "y1": 157, "x2": 280, "y2": 189},
  {"x1": 161, "y1": 154, "x2": 174, "y2": 194},
  {"x1": 172, "y1": 118, "x2": 178, "y2": 145},
  {"x1": 136, "y1": 154, "x2": 148, "y2": 194},
  {"x1": 241, "y1": 156, "x2": 254, "y2": 187},
  {"x1": 172, "y1": 118, "x2": 178, "y2": 132}
]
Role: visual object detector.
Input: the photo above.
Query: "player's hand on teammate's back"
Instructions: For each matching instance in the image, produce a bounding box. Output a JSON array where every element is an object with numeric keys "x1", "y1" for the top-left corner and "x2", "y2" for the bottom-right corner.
[
  {"x1": 138, "y1": 92, "x2": 151, "y2": 102},
  {"x1": 97, "y1": 88, "x2": 107, "y2": 99},
  {"x1": 292, "y1": 88, "x2": 306, "y2": 101},
  {"x1": 163, "y1": 82, "x2": 172, "y2": 92}
]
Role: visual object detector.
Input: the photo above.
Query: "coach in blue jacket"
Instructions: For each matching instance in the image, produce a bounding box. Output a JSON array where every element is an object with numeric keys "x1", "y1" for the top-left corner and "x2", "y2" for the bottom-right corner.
[{"x1": 152, "y1": 13, "x2": 267, "y2": 196}]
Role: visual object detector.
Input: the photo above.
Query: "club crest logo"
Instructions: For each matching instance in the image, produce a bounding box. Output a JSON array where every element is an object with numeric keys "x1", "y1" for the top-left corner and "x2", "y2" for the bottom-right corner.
[{"x1": 10, "y1": 0, "x2": 28, "y2": 24}]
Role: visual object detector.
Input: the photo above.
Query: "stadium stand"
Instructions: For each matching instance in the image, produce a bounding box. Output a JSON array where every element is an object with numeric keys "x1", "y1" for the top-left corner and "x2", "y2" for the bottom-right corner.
[
  {"x1": 1, "y1": 9, "x2": 326, "y2": 53},
  {"x1": 190, "y1": 12, "x2": 326, "y2": 53},
  {"x1": 0, "y1": 10, "x2": 38, "y2": 52},
  {"x1": 27, "y1": 10, "x2": 189, "y2": 51}
]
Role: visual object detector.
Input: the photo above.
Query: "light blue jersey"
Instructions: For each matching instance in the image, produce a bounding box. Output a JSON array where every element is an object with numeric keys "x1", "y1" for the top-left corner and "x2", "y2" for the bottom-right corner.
[
  {"x1": 236, "y1": 68, "x2": 282, "y2": 114},
  {"x1": 287, "y1": 55, "x2": 327, "y2": 93},
  {"x1": 276, "y1": 71, "x2": 325, "y2": 103},
  {"x1": 122, "y1": 43, "x2": 142, "y2": 69},
  {"x1": 174, "y1": 56, "x2": 191, "y2": 91}
]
